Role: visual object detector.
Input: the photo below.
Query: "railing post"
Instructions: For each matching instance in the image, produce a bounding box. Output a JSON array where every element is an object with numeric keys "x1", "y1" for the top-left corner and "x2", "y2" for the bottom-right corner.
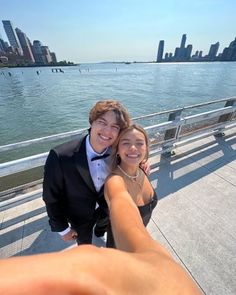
[
  {"x1": 163, "y1": 109, "x2": 183, "y2": 156},
  {"x1": 215, "y1": 99, "x2": 236, "y2": 137}
]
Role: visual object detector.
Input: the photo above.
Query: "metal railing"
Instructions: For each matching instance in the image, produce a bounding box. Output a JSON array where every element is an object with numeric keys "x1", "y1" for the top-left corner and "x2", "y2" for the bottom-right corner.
[{"x1": 0, "y1": 97, "x2": 236, "y2": 182}]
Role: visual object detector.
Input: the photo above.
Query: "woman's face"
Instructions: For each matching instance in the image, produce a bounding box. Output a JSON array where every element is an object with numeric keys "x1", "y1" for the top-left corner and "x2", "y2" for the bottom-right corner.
[{"x1": 118, "y1": 129, "x2": 147, "y2": 167}]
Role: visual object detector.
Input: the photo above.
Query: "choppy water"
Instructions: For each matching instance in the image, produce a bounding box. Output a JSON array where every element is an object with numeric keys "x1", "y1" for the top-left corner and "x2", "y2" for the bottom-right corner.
[{"x1": 1, "y1": 62, "x2": 236, "y2": 147}]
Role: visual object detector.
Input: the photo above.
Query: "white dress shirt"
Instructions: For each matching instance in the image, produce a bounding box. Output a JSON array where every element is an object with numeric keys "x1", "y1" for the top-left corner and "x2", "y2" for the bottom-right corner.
[{"x1": 86, "y1": 135, "x2": 111, "y2": 192}]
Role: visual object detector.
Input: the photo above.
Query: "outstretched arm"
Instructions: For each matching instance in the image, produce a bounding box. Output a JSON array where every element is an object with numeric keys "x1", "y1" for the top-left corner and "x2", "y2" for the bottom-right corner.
[
  {"x1": 0, "y1": 176, "x2": 202, "y2": 295},
  {"x1": 105, "y1": 175, "x2": 164, "y2": 253}
]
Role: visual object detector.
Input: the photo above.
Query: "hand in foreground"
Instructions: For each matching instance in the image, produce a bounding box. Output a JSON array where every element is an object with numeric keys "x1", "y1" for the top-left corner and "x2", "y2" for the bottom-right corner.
[{"x1": 62, "y1": 229, "x2": 78, "y2": 241}]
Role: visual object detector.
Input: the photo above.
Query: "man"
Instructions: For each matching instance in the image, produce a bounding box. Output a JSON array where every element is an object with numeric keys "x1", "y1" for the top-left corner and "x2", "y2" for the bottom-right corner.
[
  {"x1": 43, "y1": 100, "x2": 131, "y2": 244},
  {"x1": 0, "y1": 180, "x2": 202, "y2": 295}
]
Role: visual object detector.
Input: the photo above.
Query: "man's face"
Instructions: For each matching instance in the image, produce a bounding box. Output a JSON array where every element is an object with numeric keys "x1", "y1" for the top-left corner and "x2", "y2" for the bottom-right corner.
[{"x1": 90, "y1": 110, "x2": 120, "y2": 153}]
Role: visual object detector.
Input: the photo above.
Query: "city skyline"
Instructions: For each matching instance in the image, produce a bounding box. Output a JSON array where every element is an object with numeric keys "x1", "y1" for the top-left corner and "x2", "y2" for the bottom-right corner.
[
  {"x1": 0, "y1": 20, "x2": 58, "y2": 66},
  {"x1": 156, "y1": 34, "x2": 236, "y2": 62},
  {"x1": 0, "y1": 0, "x2": 235, "y2": 63}
]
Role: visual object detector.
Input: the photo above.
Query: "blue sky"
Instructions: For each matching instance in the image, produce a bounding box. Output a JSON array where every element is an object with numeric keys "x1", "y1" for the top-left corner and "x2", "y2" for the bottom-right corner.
[{"x1": 0, "y1": 0, "x2": 235, "y2": 63}]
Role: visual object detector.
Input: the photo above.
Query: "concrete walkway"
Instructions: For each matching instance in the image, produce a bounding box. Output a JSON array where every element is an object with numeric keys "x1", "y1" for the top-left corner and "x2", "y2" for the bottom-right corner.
[{"x1": 1, "y1": 127, "x2": 236, "y2": 295}]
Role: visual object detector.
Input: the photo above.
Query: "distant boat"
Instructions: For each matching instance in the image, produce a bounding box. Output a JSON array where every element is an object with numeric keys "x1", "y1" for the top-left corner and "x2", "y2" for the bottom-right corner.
[{"x1": 125, "y1": 62, "x2": 131, "y2": 64}]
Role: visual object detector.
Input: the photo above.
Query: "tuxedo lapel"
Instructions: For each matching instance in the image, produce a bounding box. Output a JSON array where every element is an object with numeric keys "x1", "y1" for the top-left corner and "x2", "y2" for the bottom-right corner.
[{"x1": 74, "y1": 136, "x2": 97, "y2": 193}]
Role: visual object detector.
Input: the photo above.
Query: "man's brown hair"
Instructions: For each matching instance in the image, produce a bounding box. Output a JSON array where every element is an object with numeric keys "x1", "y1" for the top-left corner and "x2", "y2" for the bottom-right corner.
[{"x1": 89, "y1": 100, "x2": 131, "y2": 131}]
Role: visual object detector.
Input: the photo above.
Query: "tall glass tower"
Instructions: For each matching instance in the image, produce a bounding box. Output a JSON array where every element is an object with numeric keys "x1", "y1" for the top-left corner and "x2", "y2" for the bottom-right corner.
[
  {"x1": 2, "y1": 20, "x2": 23, "y2": 54},
  {"x1": 15, "y1": 28, "x2": 35, "y2": 62},
  {"x1": 180, "y1": 34, "x2": 187, "y2": 48},
  {"x1": 157, "y1": 40, "x2": 164, "y2": 62}
]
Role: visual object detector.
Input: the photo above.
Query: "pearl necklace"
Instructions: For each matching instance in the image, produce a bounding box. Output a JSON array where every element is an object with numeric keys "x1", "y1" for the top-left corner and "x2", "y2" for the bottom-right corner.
[{"x1": 117, "y1": 165, "x2": 139, "y2": 181}]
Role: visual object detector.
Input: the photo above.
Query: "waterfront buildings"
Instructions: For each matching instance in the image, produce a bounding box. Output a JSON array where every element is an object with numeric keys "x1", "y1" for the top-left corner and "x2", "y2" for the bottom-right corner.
[
  {"x1": 2, "y1": 20, "x2": 23, "y2": 55},
  {"x1": 156, "y1": 40, "x2": 164, "y2": 62},
  {"x1": 32, "y1": 40, "x2": 44, "y2": 64},
  {"x1": 1, "y1": 20, "x2": 57, "y2": 66},
  {"x1": 157, "y1": 34, "x2": 236, "y2": 63},
  {"x1": 221, "y1": 38, "x2": 236, "y2": 61},
  {"x1": 173, "y1": 34, "x2": 192, "y2": 61},
  {"x1": 15, "y1": 28, "x2": 35, "y2": 63},
  {"x1": 0, "y1": 33, "x2": 7, "y2": 52},
  {"x1": 208, "y1": 42, "x2": 220, "y2": 61}
]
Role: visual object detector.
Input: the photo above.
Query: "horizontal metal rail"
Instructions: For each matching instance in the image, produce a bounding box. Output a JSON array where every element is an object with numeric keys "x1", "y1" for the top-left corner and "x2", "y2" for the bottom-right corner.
[
  {"x1": 1, "y1": 102, "x2": 235, "y2": 178},
  {"x1": 0, "y1": 152, "x2": 48, "y2": 177},
  {"x1": 1, "y1": 97, "x2": 236, "y2": 153},
  {"x1": 0, "y1": 128, "x2": 88, "y2": 153},
  {"x1": 132, "y1": 96, "x2": 236, "y2": 120}
]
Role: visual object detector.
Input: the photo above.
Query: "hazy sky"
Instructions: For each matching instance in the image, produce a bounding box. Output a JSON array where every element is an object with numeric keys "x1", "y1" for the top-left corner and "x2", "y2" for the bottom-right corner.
[{"x1": 0, "y1": 0, "x2": 235, "y2": 63}]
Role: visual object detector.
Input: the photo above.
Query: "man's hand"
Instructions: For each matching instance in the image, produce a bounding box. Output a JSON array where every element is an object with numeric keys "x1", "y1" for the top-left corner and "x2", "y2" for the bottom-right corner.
[
  {"x1": 62, "y1": 229, "x2": 78, "y2": 241},
  {"x1": 140, "y1": 160, "x2": 151, "y2": 176}
]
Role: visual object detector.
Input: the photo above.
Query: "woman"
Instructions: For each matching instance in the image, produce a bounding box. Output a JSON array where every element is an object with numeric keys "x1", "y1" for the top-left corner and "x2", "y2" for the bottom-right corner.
[{"x1": 104, "y1": 124, "x2": 158, "y2": 248}]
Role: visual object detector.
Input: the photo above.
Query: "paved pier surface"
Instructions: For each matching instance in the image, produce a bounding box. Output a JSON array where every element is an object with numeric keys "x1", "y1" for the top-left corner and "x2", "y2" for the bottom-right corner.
[{"x1": 1, "y1": 127, "x2": 236, "y2": 295}]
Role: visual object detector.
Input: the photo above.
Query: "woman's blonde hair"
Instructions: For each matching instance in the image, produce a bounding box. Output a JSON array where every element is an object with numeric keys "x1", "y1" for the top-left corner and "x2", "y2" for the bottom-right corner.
[{"x1": 111, "y1": 124, "x2": 149, "y2": 170}]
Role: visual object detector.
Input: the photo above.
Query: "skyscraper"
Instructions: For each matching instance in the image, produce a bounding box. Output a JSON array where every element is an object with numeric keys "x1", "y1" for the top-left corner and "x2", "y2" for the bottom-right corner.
[
  {"x1": 221, "y1": 37, "x2": 236, "y2": 61},
  {"x1": 32, "y1": 40, "x2": 44, "y2": 64},
  {"x1": 208, "y1": 42, "x2": 219, "y2": 60},
  {"x1": 179, "y1": 34, "x2": 187, "y2": 59},
  {"x1": 50, "y1": 52, "x2": 57, "y2": 63},
  {"x1": 41, "y1": 46, "x2": 52, "y2": 63},
  {"x1": 156, "y1": 40, "x2": 164, "y2": 62},
  {"x1": 186, "y1": 44, "x2": 192, "y2": 60},
  {"x1": 15, "y1": 28, "x2": 35, "y2": 63},
  {"x1": 180, "y1": 34, "x2": 186, "y2": 48},
  {"x1": 2, "y1": 20, "x2": 23, "y2": 55},
  {"x1": 0, "y1": 33, "x2": 7, "y2": 52}
]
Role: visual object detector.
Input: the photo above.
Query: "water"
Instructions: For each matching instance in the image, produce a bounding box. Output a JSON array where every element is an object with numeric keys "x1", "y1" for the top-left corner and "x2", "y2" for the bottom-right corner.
[{"x1": 1, "y1": 62, "x2": 236, "y2": 147}]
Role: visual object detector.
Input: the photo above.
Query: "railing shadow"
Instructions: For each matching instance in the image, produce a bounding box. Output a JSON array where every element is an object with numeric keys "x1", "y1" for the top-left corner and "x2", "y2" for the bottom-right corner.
[
  {"x1": 150, "y1": 133, "x2": 236, "y2": 199},
  {"x1": 1, "y1": 132, "x2": 235, "y2": 258},
  {"x1": 0, "y1": 203, "x2": 106, "y2": 258}
]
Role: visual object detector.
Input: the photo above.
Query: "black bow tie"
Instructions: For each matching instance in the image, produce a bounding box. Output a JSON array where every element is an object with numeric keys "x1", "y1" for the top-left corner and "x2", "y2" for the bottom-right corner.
[{"x1": 91, "y1": 154, "x2": 110, "y2": 161}]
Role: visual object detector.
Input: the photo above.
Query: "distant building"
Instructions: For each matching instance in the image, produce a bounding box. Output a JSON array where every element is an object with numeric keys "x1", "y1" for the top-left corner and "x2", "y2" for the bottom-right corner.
[
  {"x1": 156, "y1": 40, "x2": 164, "y2": 62},
  {"x1": 2, "y1": 20, "x2": 23, "y2": 55},
  {"x1": 221, "y1": 37, "x2": 236, "y2": 61},
  {"x1": 186, "y1": 44, "x2": 192, "y2": 60},
  {"x1": 15, "y1": 28, "x2": 35, "y2": 63},
  {"x1": 180, "y1": 34, "x2": 187, "y2": 49},
  {"x1": 41, "y1": 46, "x2": 52, "y2": 63},
  {"x1": 174, "y1": 34, "x2": 187, "y2": 60},
  {"x1": 208, "y1": 42, "x2": 219, "y2": 60},
  {"x1": 0, "y1": 34, "x2": 7, "y2": 52},
  {"x1": 32, "y1": 40, "x2": 44, "y2": 64},
  {"x1": 0, "y1": 40, "x2": 5, "y2": 52},
  {"x1": 174, "y1": 47, "x2": 180, "y2": 59},
  {"x1": 50, "y1": 52, "x2": 57, "y2": 63}
]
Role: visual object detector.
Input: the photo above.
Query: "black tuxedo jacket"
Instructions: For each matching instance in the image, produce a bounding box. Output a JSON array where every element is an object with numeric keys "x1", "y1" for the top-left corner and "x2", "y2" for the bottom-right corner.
[{"x1": 42, "y1": 135, "x2": 108, "y2": 233}]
